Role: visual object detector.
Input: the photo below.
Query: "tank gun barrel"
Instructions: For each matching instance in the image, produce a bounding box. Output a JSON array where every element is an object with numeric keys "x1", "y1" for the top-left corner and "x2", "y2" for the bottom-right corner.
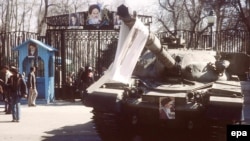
[
  {"x1": 123, "y1": 20, "x2": 176, "y2": 68},
  {"x1": 118, "y1": 12, "x2": 175, "y2": 69},
  {"x1": 145, "y1": 32, "x2": 176, "y2": 69}
]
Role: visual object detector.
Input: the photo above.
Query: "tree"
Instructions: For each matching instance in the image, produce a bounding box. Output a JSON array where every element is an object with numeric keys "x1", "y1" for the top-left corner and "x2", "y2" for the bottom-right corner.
[
  {"x1": 233, "y1": 0, "x2": 250, "y2": 31},
  {"x1": 155, "y1": 0, "x2": 250, "y2": 49},
  {"x1": 157, "y1": 0, "x2": 185, "y2": 36},
  {"x1": 156, "y1": 0, "x2": 250, "y2": 31}
]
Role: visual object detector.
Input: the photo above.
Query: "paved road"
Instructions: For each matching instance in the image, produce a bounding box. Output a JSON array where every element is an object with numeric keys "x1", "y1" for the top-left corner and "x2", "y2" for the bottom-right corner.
[
  {"x1": 0, "y1": 99, "x2": 101, "y2": 141},
  {"x1": 1, "y1": 81, "x2": 249, "y2": 141}
]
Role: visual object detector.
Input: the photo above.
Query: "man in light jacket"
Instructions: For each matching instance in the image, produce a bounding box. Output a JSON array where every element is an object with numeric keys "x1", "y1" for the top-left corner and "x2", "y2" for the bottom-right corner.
[{"x1": 27, "y1": 66, "x2": 38, "y2": 107}]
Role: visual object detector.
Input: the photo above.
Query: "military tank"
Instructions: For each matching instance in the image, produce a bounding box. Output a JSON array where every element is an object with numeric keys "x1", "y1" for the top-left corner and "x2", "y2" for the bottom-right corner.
[{"x1": 83, "y1": 5, "x2": 244, "y2": 141}]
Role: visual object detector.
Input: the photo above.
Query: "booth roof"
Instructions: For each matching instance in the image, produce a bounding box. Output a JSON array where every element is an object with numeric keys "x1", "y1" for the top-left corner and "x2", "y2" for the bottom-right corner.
[{"x1": 13, "y1": 38, "x2": 58, "y2": 52}]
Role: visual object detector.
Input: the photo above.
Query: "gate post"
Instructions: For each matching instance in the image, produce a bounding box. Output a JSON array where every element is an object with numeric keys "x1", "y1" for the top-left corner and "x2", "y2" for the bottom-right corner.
[{"x1": 61, "y1": 30, "x2": 67, "y2": 99}]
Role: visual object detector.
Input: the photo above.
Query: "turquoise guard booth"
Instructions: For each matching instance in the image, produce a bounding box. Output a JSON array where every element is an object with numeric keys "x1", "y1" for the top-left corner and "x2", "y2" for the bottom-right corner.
[{"x1": 13, "y1": 39, "x2": 57, "y2": 103}]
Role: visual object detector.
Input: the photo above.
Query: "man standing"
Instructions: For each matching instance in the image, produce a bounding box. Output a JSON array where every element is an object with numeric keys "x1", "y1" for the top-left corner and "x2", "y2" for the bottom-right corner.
[
  {"x1": 27, "y1": 66, "x2": 38, "y2": 107},
  {"x1": 0, "y1": 65, "x2": 12, "y2": 114},
  {"x1": 8, "y1": 66, "x2": 27, "y2": 122}
]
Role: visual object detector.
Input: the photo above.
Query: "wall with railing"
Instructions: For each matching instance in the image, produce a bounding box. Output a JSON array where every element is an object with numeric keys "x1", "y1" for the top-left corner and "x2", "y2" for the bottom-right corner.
[{"x1": 159, "y1": 30, "x2": 250, "y2": 54}]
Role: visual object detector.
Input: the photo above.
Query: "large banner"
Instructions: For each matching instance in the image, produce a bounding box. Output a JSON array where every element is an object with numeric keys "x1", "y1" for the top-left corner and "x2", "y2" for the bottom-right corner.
[
  {"x1": 87, "y1": 18, "x2": 149, "y2": 92},
  {"x1": 68, "y1": 4, "x2": 119, "y2": 30},
  {"x1": 110, "y1": 19, "x2": 149, "y2": 83}
]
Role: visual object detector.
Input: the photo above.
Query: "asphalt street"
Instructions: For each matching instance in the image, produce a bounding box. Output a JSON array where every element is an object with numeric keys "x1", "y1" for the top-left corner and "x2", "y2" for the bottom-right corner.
[{"x1": 0, "y1": 99, "x2": 102, "y2": 141}]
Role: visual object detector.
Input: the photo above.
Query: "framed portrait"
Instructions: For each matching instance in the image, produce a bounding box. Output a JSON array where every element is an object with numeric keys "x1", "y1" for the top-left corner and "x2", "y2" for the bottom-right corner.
[
  {"x1": 113, "y1": 13, "x2": 122, "y2": 29},
  {"x1": 69, "y1": 13, "x2": 80, "y2": 27},
  {"x1": 28, "y1": 43, "x2": 38, "y2": 58},
  {"x1": 86, "y1": 4, "x2": 102, "y2": 25},
  {"x1": 79, "y1": 13, "x2": 85, "y2": 26},
  {"x1": 85, "y1": 4, "x2": 113, "y2": 30},
  {"x1": 159, "y1": 97, "x2": 175, "y2": 120}
]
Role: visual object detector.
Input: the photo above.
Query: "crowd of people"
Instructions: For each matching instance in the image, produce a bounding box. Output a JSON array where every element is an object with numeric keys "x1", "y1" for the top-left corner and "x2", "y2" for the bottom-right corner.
[
  {"x1": 66, "y1": 65, "x2": 95, "y2": 102},
  {"x1": 0, "y1": 64, "x2": 97, "y2": 122},
  {"x1": 0, "y1": 65, "x2": 38, "y2": 122}
]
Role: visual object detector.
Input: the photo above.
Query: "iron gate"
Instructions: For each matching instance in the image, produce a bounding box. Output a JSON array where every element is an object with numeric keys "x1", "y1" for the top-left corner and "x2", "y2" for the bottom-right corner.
[{"x1": 46, "y1": 29, "x2": 119, "y2": 88}]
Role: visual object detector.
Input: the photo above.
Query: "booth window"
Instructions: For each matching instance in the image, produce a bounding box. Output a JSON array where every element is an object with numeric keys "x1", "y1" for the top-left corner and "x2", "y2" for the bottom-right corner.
[{"x1": 23, "y1": 56, "x2": 44, "y2": 77}]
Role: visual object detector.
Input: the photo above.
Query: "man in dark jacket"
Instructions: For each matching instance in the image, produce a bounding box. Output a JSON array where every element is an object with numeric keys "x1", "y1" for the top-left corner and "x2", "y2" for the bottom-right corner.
[{"x1": 8, "y1": 66, "x2": 27, "y2": 122}]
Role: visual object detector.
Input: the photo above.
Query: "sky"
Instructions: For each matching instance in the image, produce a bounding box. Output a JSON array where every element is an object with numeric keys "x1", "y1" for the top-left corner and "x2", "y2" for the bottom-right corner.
[
  {"x1": 89, "y1": 0, "x2": 157, "y2": 15},
  {"x1": 100, "y1": 0, "x2": 159, "y2": 31},
  {"x1": 123, "y1": 0, "x2": 156, "y2": 13}
]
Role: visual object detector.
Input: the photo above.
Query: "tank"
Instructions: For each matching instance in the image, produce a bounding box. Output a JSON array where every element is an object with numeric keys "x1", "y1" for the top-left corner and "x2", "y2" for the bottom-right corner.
[{"x1": 83, "y1": 5, "x2": 244, "y2": 141}]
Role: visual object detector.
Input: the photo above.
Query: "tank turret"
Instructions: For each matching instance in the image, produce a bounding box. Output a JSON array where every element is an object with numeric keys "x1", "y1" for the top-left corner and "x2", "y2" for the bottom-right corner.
[{"x1": 119, "y1": 5, "x2": 232, "y2": 83}]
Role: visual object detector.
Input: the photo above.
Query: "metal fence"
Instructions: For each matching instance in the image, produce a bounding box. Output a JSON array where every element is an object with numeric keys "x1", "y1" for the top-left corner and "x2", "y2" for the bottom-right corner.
[
  {"x1": 1, "y1": 29, "x2": 249, "y2": 88},
  {"x1": 159, "y1": 30, "x2": 250, "y2": 54},
  {"x1": 215, "y1": 30, "x2": 250, "y2": 53}
]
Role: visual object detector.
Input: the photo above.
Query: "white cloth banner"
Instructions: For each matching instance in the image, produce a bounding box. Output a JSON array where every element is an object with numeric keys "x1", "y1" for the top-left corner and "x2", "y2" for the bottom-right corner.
[{"x1": 87, "y1": 18, "x2": 149, "y2": 92}]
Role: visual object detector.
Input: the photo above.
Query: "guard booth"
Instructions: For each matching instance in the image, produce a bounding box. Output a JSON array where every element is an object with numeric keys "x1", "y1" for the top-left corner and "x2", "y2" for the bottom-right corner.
[{"x1": 13, "y1": 38, "x2": 57, "y2": 103}]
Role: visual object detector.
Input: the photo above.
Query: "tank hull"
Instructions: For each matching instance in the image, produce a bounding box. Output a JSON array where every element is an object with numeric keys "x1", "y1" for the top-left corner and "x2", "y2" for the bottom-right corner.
[{"x1": 84, "y1": 80, "x2": 243, "y2": 141}]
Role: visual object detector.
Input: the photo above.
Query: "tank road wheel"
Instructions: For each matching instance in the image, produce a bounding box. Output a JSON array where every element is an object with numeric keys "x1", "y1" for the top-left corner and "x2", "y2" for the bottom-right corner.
[{"x1": 92, "y1": 109, "x2": 135, "y2": 141}]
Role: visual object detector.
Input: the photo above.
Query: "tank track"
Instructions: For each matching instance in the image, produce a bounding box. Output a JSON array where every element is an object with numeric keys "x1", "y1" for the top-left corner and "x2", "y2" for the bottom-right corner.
[
  {"x1": 92, "y1": 108, "x2": 233, "y2": 141},
  {"x1": 92, "y1": 109, "x2": 136, "y2": 141}
]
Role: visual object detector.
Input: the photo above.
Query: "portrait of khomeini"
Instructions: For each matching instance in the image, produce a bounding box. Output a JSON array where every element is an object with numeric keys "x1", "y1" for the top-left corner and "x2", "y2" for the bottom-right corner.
[{"x1": 28, "y1": 43, "x2": 38, "y2": 57}]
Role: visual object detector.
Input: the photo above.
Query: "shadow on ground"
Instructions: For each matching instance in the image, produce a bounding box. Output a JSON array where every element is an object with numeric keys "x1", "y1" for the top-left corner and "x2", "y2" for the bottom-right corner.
[
  {"x1": 19, "y1": 99, "x2": 85, "y2": 107},
  {"x1": 41, "y1": 121, "x2": 102, "y2": 141},
  {"x1": 43, "y1": 100, "x2": 84, "y2": 107},
  {"x1": 41, "y1": 121, "x2": 226, "y2": 141}
]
